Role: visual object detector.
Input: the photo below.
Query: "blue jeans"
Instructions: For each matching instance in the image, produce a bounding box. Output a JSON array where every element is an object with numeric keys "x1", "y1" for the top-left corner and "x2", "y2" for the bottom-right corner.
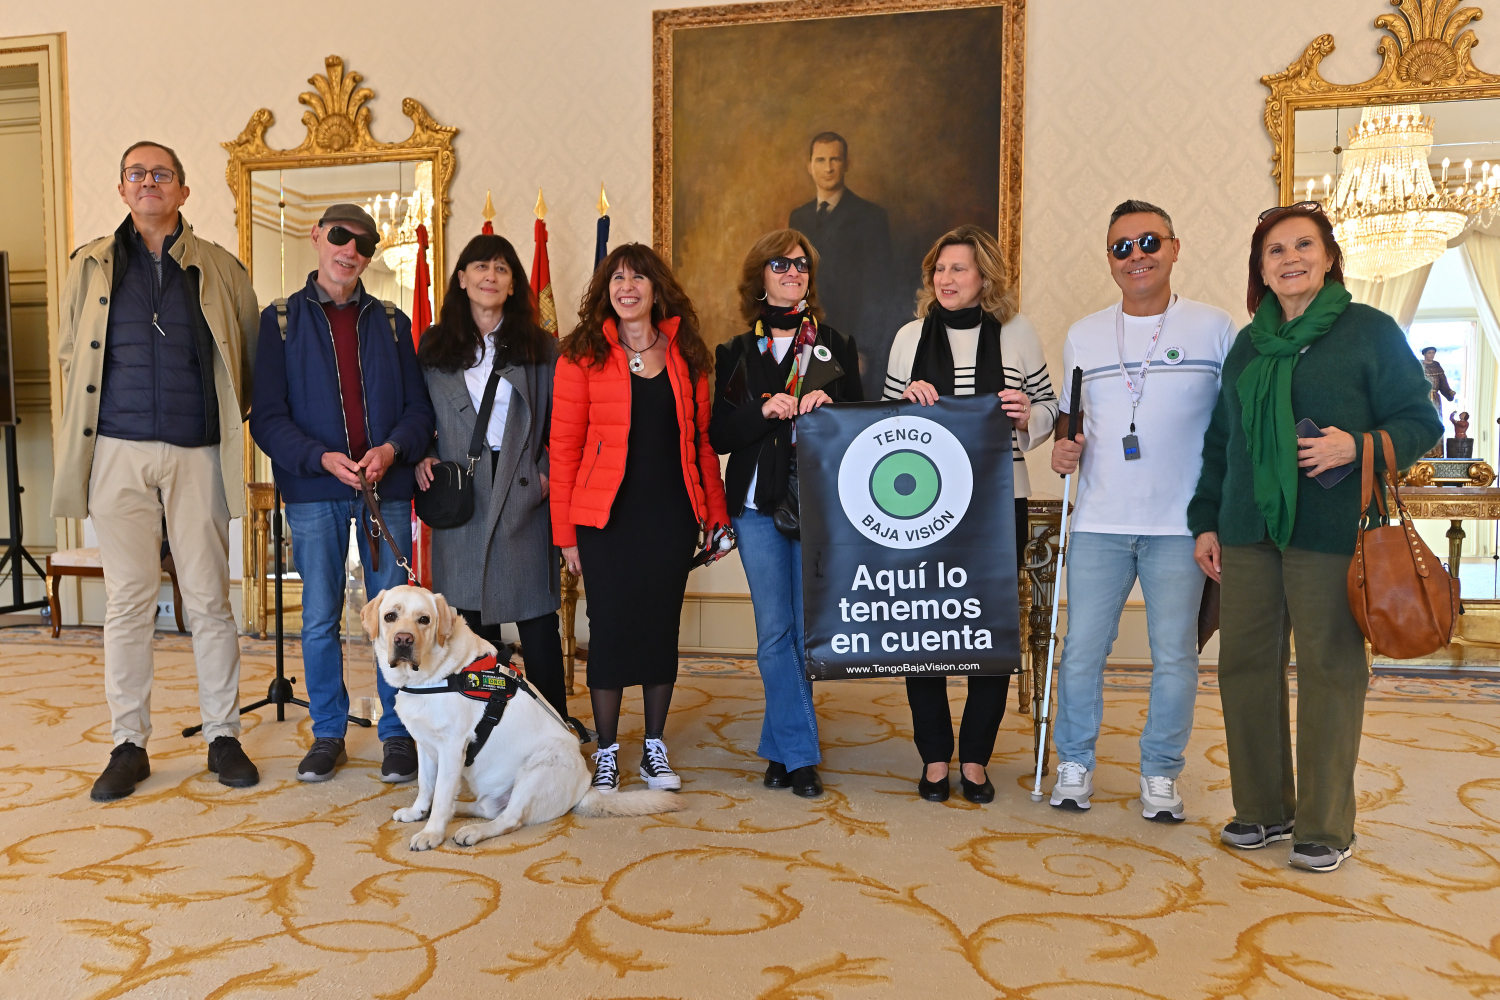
[
  {"x1": 1053, "y1": 532, "x2": 1202, "y2": 778},
  {"x1": 284, "y1": 497, "x2": 412, "y2": 741},
  {"x1": 733, "y1": 509, "x2": 820, "y2": 771}
]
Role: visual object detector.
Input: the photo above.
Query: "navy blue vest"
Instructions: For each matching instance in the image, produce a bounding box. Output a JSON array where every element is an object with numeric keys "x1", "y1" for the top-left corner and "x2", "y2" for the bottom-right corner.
[{"x1": 97, "y1": 218, "x2": 219, "y2": 447}]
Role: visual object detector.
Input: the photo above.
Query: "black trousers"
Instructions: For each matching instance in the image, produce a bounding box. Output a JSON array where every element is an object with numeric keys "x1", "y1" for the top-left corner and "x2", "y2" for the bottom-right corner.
[
  {"x1": 904, "y1": 496, "x2": 1026, "y2": 767},
  {"x1": 456, "y1": 608, "x2": 569, "y2": 720}
]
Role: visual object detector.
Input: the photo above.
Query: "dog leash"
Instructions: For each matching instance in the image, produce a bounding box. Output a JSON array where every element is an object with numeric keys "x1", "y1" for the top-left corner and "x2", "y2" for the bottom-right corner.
[{"x1": 358, "y1": 469, "x2": 414, "y2": 581}]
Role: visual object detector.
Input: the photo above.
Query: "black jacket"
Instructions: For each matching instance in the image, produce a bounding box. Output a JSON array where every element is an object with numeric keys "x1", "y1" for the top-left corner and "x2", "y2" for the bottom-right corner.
[
  {"x1": 97, "y1": 216, "x2": 219, "y2": 447},
  {"x1": 710, "y1": 322, "x2": 864, "y2": 516}
]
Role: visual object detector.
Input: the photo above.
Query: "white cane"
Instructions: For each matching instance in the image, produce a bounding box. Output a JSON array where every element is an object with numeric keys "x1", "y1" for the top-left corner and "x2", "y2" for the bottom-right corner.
[{"x1": 1031, "y1": 365, "x2": 1083, "y2": 802}]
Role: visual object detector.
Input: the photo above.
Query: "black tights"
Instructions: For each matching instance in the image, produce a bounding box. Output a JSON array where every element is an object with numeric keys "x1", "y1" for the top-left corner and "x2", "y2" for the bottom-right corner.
[{"x1": 590, "y1": 683, "x2": 675, "y2": 748}]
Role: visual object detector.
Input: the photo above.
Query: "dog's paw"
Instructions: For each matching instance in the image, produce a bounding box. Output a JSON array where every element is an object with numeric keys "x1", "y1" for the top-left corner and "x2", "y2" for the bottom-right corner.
[
  {"x1": 393, "y1": 806, "x2": 429, "y2": 823},
  {"x1": 452, "y1": 824, "x2": 489, "y2": 847},
  {"x1": 408, "y1": 829, "x2": 446, "y2": 851}
]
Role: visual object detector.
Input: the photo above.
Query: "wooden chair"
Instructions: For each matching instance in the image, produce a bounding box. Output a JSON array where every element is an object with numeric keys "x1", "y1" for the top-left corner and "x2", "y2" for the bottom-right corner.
[{"x1": 46, "y1": 547, "x2": 185, "y2": 637}]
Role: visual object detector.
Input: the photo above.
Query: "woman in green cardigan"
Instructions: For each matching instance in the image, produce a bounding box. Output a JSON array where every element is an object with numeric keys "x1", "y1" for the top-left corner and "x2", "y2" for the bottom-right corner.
[{"x1": 1188, "y1": 203, "x2": 1441, "y2": 873}]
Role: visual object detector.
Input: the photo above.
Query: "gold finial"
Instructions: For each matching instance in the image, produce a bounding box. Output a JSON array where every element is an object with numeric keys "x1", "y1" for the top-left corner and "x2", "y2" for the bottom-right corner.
[
  {"x1": 598, "y1": 183, "x2": 610, "y2": 217},
  {"x1": 534, "y1": 188, "x2": 547, "y2": 220},
  {"x1": 482, "y1": 190, "x2": 495, "y2": 222}
]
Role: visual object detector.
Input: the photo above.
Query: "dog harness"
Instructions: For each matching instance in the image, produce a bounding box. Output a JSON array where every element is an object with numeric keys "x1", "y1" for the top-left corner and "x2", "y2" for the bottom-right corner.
[{"x1": 399, "y1": 653, "x2": 541, "y2": 766}]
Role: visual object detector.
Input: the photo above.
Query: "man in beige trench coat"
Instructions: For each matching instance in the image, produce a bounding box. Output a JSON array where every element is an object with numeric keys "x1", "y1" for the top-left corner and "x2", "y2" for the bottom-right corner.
[{"x1": 53, "y1": 141, "x2": 260, "y2": 801}]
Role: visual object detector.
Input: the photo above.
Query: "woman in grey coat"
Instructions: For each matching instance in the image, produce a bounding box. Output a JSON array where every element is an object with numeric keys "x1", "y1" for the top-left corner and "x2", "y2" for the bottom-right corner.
[{"x1": 416, "y1": 234, "x2": 576, "y2": 729}]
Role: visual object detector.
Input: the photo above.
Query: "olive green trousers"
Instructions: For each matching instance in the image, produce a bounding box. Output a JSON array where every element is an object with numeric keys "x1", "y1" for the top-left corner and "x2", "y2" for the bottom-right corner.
[{"x1": 1218, "y1": 541, "x2": 1370, "y2": 850}]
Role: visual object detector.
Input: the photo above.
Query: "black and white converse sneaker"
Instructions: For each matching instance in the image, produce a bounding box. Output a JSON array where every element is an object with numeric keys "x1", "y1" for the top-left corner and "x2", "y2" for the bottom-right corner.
[
  {"x1": 591, "y1": 743, "x2": 620, "y2": 793},
  {"x1": 639, "y1": 738, "x2": 681, "y2": 791}
]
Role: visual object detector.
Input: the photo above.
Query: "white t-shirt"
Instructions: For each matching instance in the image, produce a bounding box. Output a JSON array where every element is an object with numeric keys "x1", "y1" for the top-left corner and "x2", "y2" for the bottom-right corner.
[
  {"x1": 463, "y1": 326, "x2": 514, "y2": 451},
  {"x1": 1058, "y1": 296, "x2": 1237, "y2": 536},
  {"x1": 743, "y1": 335, "x2": 795, "y2": 510}
]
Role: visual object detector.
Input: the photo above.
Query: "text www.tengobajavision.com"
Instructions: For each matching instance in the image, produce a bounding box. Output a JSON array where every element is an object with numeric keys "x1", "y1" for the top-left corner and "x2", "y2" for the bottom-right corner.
[{"x1": 844, "y1": 662, "x2": 982, "y2": 675}]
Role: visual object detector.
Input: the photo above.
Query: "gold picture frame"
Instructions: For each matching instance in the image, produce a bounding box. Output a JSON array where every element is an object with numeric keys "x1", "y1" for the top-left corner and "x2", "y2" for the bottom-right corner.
[
  {"x1": 652, "y1": 0, "x2": 1027, "y2": 303},
  {"x1": 1263, "y1": 0, "x2": 1500, "y2": 200}
]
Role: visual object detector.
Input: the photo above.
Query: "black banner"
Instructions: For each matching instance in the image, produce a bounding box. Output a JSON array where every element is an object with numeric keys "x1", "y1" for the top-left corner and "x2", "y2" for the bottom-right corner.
[{"x1": 799, "y1": 395, "x2": 1020, "y2": 680}]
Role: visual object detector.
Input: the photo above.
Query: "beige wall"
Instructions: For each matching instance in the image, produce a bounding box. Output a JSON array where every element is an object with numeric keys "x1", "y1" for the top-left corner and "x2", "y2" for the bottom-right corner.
[{"x1": 0, "y1": 0, "x2": 1466, "y2": 644}]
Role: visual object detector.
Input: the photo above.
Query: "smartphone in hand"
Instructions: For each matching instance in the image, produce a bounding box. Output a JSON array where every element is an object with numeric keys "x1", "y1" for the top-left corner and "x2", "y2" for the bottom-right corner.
[{"x1": 1295, "y1": 417, "x2": 1356, "y2": 489}]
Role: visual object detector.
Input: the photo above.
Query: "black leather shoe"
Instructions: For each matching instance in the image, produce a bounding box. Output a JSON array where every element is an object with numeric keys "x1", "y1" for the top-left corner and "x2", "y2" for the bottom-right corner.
[
  {"x1": 917, "y1": 770, "x2": 950, "y2": 802},
  {"x1": 960, "y1": 770, "x2": 995, "y2": 804},
  {"x1": 764, "y1": 761, "x2": 792, "y2": 788},
  {"x1": 790, "y1": 765, "x2": 823, "y2": 798},
  {"x1": 207, "y1": 736, "x2": 260, "y2": 788},
  {"x1": 91, "y1": 743, "x2": 150, "y2": 802}
]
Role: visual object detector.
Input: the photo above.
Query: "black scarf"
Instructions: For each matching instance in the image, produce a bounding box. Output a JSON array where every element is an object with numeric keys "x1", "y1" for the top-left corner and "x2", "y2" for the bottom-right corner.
[
  {"x1": 908, "y1": 304, "x2": 1004, "y2": 396},
  {"x1": 760, "y1": 301, "x2": 807, "y2": 331}
]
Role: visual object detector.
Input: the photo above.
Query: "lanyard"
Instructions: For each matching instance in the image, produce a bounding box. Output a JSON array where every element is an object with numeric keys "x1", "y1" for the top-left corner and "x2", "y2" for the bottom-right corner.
[{"x1": 1114, "y1": 295, "x2": 1175, "y2": 431}]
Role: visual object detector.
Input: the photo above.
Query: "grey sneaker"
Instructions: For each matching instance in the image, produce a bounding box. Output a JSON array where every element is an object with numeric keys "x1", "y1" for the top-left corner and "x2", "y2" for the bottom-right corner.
[
  {"x1": 296, "y1": 737, "x2": 347, "y2": 782},
  {"x1": 1289, "y1": 842, "x2": 1352, "y2": 872},
  {"x1": 1049, "y1": 761, "x2": 1093, "y2": 810},
  {"x1": 639, "y1": 738, "x2": 681, "y2": 791},
  {"x1": 1221, "y1": 820, "x2": 1295, "y2": 849},
  {"x1": 591, "y1": 743, "x2": 620, "y2": 793},
  {"x1": 1139, "y1": 774, "x2": 1186, "y2": 823}
]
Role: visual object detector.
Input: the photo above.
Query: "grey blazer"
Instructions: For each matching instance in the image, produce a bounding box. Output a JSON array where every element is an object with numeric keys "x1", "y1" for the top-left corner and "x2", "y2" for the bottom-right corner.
[{"x1": 422, "y1": 349, "x2": 559, "y2": 624}]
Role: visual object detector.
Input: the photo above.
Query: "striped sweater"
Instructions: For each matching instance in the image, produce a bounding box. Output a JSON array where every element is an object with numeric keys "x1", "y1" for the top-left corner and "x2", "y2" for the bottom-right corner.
[{"x1": 882, "y1": 312, "x2": 1058, "y2": 496}]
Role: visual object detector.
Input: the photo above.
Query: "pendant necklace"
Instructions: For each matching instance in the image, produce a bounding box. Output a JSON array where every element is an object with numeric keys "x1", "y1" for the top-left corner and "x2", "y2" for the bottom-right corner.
[{"x1": 627, "y1": 330, "x2": 661, "y2": 373}]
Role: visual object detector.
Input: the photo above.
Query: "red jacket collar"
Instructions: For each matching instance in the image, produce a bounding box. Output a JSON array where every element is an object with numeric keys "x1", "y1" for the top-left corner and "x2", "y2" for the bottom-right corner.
[{"x1": 603, "y1": 315, "x2": 681, "y2": 347}]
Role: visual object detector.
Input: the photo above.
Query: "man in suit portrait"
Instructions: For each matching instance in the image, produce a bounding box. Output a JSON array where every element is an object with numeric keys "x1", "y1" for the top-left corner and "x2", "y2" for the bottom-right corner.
[{"x1": 790, "y1": 131, "x2": 898, "y2": 399}]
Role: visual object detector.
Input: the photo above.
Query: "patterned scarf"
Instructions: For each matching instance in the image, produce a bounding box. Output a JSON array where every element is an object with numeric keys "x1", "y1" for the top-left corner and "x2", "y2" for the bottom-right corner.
[{"x1": 755, "y1": 314, "x2": 819, "y2": 443}]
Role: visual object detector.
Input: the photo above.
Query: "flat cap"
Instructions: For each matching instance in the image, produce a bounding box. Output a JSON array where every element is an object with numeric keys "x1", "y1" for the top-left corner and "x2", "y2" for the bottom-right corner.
[{"x1": 318, "y1": 203, "x2": 379, "y2": 235}]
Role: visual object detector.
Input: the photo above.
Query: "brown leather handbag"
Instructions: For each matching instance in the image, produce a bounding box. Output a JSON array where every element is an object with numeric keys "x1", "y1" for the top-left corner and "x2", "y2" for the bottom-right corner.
[{"x1": 1346, "y1": 430, "x2": 1459, "y2": 658}]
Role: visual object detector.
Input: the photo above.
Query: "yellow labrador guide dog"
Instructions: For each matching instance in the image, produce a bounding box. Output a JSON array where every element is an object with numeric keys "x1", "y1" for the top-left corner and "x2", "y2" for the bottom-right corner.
[{"x1": 363, "y1": 585, "x2": 683, "y2": 850}]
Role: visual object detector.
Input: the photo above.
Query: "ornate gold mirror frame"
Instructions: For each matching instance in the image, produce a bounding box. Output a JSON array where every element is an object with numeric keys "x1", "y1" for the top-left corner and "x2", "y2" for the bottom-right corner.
[
  {"x1": 225, "y1": 55, "x2": 457, "y2": 633},
  {"x1": 1263, "y1": 0, "x2": 1500, "y2": 199}
]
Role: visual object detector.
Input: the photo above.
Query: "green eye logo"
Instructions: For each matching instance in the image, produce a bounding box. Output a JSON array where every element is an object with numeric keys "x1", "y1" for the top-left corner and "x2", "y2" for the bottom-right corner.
[
  {"x1": 869, "y1": 450, "x2": 941, "y2": 519},
  {"x1": 1163, "y1": 347, "x2": 1184, "y2": 365}
]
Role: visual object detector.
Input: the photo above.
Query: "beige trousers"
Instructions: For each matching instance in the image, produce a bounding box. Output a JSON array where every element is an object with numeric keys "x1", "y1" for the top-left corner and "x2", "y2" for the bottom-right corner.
[{"x1": 89, "y1": 436, "x2": 242, "y2": 746}]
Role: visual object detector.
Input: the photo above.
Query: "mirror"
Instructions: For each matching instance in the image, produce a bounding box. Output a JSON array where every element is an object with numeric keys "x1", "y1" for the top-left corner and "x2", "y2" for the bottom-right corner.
[{"x1": 225, "y1": 55, "x2": 457, "y2": 633}]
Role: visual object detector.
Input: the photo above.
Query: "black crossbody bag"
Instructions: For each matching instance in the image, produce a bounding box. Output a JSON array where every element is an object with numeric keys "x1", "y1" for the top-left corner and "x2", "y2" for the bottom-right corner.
[{"x1": 414, "y1": 362, "x2": 505, "y2": 529}]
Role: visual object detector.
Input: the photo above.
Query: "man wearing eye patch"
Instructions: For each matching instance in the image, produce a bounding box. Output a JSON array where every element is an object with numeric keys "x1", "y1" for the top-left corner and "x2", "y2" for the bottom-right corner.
[
  {"x1": 1046, "y1": 199, "x2": 1237, "y2": 823},
  {"x1": 55, "y1": 141, "x2": 262, "y2": 802},
  {"x1": 250, "y1": 203, "x2": 435, "y2": 785}
]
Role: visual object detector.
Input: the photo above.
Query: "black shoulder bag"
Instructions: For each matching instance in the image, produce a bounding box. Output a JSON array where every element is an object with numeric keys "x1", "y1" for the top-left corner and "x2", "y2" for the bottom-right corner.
[{"x1": 414, "y1": 363, "x2": 505, "y2": 529}]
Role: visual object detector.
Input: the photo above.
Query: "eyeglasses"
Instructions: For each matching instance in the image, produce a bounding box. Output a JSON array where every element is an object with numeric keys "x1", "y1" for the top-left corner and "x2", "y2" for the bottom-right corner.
[
  {"x1": 1108, "y1": 233, "x2": 1172, "y2": 260},
  {"x1": 767, "y1": 256, "x2": 810, "y2": 274},
  {"x1": 122, "y1": 166, "x2": 177, "y2": 184},
  {"x1": 1258, "y1": 201, "x2": 1324, "y2": 223},
  {"x1": 325, "y1": 225, "x2": 377, "y2": 257}
]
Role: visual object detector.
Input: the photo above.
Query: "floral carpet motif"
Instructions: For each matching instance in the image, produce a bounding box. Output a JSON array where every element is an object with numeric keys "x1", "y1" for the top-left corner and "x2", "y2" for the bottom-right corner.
[{"x1": 1, "y1": 630, "x2": 1498, "y2": 998}]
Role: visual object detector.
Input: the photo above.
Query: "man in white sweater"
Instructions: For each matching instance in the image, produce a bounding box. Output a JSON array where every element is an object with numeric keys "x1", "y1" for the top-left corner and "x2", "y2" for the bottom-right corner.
[{"x1": 1049, "y1": 200, "x2": 1237, "y2": 821}]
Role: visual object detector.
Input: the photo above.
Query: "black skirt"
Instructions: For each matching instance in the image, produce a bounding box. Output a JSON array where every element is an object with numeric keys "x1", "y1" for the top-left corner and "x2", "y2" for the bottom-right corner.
[{"x1": 577, "y1": 369, "x2": 699, "y2": 688}]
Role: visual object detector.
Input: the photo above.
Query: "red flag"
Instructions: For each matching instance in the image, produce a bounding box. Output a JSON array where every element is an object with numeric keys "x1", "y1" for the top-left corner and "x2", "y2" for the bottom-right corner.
[
  {"x1": 410, "y1": 224, "x2": 434, "y2": 588},
  {"x1": 531, "y1": 217, "x2": 558, "y2": 336}
]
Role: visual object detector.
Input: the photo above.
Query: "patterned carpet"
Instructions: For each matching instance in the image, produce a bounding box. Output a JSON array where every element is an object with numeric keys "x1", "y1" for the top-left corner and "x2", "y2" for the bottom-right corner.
[{"x1": 2, "y1": 628, "x2": 1499, "y2": 999}]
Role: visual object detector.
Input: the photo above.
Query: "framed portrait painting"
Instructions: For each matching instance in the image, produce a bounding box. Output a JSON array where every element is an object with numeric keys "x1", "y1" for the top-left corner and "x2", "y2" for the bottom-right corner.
[{"x1": 653, "y1": 0, "x2": 1025, "y2": 399}]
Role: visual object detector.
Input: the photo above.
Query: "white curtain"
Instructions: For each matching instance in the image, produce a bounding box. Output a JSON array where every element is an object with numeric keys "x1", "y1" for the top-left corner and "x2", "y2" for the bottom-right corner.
[
  {"x1": 1458, "y1": 234, "x2": 1500, "y2": 559},
  {"x1": 1345, "y1": 264, "x2": 1434, "y2": 330}
]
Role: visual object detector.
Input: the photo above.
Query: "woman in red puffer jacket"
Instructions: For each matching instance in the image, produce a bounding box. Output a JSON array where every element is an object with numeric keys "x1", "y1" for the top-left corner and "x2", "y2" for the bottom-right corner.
[{"x1": 550, "y1": 242, "x2": 730, "y2": 794}]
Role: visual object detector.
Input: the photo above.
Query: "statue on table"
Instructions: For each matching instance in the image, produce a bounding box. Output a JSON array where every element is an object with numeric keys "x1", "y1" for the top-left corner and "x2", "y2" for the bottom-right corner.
[
  {"x1": 1424, "y1": 347, "x2": 1456, "y2": 458},
  {"x1": 1447, "y1": 409, "x2": 1474, "y2": 458},
  {"x1": 1451, "y1": 411, "x2": 1471, "y2": 439}
]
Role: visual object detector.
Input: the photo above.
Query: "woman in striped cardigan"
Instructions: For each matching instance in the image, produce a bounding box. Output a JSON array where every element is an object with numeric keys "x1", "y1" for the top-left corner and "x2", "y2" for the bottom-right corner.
[{"x1": 883, "y1": 224, "x2": 1058, "y2": 804}]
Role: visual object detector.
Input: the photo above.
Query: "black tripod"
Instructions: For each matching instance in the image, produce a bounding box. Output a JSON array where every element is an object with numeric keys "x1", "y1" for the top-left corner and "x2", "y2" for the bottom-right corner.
[
  {"x1": 0, "y1": 423, "x2": 47, "y2": 616},
  {"x1": 183, "y1": 483, "x2": 370, "y2": 736}
]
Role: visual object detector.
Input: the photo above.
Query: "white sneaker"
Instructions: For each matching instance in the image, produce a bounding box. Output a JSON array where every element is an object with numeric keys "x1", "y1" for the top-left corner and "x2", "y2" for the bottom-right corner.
[
  {"x1": 639, "y1": 738, "x2": 682, "y2": 791},
  {"x1": 1049, "y1": 761, "x2": 1093, "y2": 810},
  {"x1": 1139, "y1": 774, "x2": 1186, "y2": 822},
  {"x1": 590, "y1": 743, "x2": 620, "y2": 793}
]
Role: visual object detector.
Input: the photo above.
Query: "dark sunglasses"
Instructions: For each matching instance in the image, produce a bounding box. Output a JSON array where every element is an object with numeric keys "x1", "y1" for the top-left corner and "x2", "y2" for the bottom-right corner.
[
  {"x1": 1108, "y1": 233, "x2": 1172, "y2": 260},
  {"x1": 768, "y1": 256, "x2": 811, "y2": 274},
  {"x1": 1258, "y1": 201, "x2": 1324, "y2": 223},
  {"x1": 325, "y1": 224, "x2": 378, "y2": 257}
]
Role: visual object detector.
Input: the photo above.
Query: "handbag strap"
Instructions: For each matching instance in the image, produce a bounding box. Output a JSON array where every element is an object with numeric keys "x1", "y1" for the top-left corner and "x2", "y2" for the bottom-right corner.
[
  {"x1": 466, "y1": 358, "x2": 507, "y2": 473},
  {"x1": 357, "y1": 469, "x2": 414, "y2": 580}
]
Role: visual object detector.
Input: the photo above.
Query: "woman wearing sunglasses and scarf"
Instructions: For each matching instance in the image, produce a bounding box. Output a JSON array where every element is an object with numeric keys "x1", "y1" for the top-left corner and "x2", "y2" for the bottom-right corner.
[
  {"x1": 883, "y1": 224, "x2": 1058, "y2": 803},
  {"x1": 709, "y1": 231, "x2": 864, "y2": 798}
]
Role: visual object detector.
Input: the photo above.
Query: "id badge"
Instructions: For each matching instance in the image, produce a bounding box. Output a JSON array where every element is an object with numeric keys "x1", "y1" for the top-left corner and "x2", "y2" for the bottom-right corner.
[{"x1": 1122, "y1": 434, "x2": 1141, "y2": 461}]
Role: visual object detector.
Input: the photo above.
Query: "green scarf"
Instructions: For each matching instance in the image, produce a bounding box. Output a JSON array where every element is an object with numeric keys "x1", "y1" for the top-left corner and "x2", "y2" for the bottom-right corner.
[{"x1": 1236, "y1": 281, "x2": 1352, "y2": 549}]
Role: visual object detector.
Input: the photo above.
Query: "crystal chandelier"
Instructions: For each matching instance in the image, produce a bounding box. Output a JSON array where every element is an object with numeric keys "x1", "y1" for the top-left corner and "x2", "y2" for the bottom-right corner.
[
  {"x1": 1315, "y1": 104, "x2": 1500, "y2": 282},
  {"x1": 371, "y1": 161, "x2": 434, "y2": 289}
]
